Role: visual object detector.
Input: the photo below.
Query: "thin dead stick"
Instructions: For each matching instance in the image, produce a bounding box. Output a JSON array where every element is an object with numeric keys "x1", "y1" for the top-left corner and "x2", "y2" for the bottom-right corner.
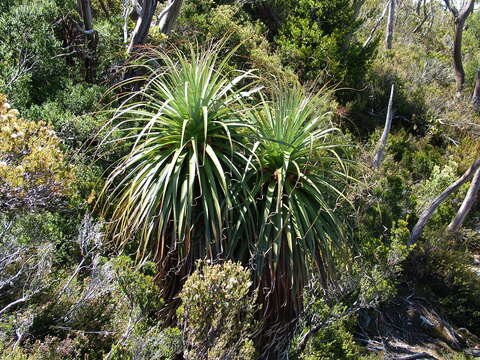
[{"x1": 373, "y1": 83, "x2": 395, "y2": 168}]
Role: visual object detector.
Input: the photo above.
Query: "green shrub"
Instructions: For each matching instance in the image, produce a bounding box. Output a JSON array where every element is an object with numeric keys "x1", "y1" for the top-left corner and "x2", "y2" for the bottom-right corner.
[
  {"x1": 275, "y1": 0, "x2": 376, "y2": 97},
  {"x1": 0, "y1": 95, "x2": 73, "y2": 212},
  {"x1": 406, "y1": 234, "x2": 480, "y2": 334},
  {"x1": 23, "y1": 82, "x2": 107, "y2": 149},
  {"x1": 291, "y1": 296, "x2": 367, "y2": 360},
  {"x1": 0, "y1": 1, "x2": 68, "y2": 109},
  {"x1": 298, "y1": 317, "x2": 363, "y2": 360},
  {"x1": 414, "y1": 161, "x2": 468, "y2": 229},
  {"x1": 174, "y1": 2, "x2": 293, "y2": 80},
  {"x1": 179, "y1": 261, "x2": 257, "y2": 360}
]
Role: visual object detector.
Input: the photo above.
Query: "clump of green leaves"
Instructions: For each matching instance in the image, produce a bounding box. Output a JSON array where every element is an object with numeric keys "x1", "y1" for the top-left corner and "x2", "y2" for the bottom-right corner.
[
  {"x1": 275, "y1": 0, "x2": 376, "y2": 96},
  {"x1": 0, "y1": 95, "x2": 73, "y2": 212},
  {"x1": 0, "y1": 0, "x2": 68, "y2": 109},
  {"x1": 174, "y1": 2, "x2": 293, "y2": 80},
  {"x1": 178, "y1": 261, "x2": 257, "y2": 360},
  {"x1": 406, "y1": 233, "x2": 480, "y2": 335}
]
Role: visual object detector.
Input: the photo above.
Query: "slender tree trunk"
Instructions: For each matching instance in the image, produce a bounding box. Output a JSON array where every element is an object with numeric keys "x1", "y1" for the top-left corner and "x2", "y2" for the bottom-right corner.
[
  {"x1": 449, "y1": 0, "x2": 475, "y2": 96},
  {"x1": 157, "y1": 0, "x2": 184, "y2": 35},
  {"x1": 447, "y1": 168, "x2": 480, "y2": 232},
  {"x1": 81, "y1": 0, "x2": 93, "y2": 30},
  {"x1": 364, "y1": 2, "x2": 389, "y2": 48},
  {"x1": 77, "y1": 0, "x2": 84, "y2": 19},
  {"x1": 127, "y1": 0, "x2": 158, "y2": 54},
  {"x1": 80, "y1": 0, "x2": 97, "y2": 83},
  {"x1": 409, "y1": 157, "x2": 480, "y2": 244},
  {"x1": 472, "y1": 69, "x2": 480, "y2": 111},
  {"x1": 385, "y1": 0, "x2": 396, "y2": 49},
  {"x1": 373, "y1": 84, "x2": 395, "y2": 168},
  {"x1": 454, "y1": 17, "x2": 467, "y2": 95}
]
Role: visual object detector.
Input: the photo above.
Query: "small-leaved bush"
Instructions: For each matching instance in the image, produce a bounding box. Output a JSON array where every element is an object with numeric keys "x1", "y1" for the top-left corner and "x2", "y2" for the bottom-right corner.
[
  {"x1": 275, "y1": 0, "x2": 376, "y2": 97},
  {"x1": 179, "y1": 261, "x2": 257, "y2": 360},
  {"x1": 0, "y1": 95, "x2": 73, "y2": 212}
]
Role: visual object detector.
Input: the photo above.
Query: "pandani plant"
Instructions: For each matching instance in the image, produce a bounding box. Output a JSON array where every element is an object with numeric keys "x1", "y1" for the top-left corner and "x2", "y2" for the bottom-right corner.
[
  {"x1": 237, "y1": 85, "x2": 353, "y2": 358},
  {"x1": 99, "y1": 44, "x2": 256, "y2": 300},
  {"x1": 99, "y1": 44, "x2": 354, "y2": 358}
]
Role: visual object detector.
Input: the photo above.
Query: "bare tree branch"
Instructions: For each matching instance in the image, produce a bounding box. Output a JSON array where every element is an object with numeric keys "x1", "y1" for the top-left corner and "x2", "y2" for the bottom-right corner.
[
  {"x1": 364, "y1": 2, "x2": 389, "y2": 48},
  {"x1": 373, "y1": 84, "x2": 395, "y2": 169},
  {"x1": 447, "y1": 167, "x2": 480, "y2": 232},
  {"x1": 410, "y1": 157, "x2": 480, "y2": 244},
  {"x1": 385, "y1": 0, "x2": 396, "y2": 49}
]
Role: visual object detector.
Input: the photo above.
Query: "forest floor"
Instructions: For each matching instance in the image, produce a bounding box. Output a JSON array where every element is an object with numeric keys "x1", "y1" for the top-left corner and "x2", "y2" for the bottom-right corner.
[{"x1": 359, "y1": 295, "x2": 480, "y2": 359}]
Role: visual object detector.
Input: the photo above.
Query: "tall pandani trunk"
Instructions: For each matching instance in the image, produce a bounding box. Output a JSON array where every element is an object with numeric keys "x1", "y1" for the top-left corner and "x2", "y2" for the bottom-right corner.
[{"x1": 257, "y1": 264, "x2": 302, "y2": 360}]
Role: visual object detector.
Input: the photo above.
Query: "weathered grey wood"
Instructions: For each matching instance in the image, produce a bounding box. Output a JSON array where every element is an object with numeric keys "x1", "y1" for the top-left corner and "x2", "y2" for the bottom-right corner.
[
  {"x1": 447, "y1": 167, "x2": 480, "y2": 232},
  {"x1": 127, "y1": 0, "x2": 158, "y2": 54},
  {"x1": 410, "y1": 157, "x2": 480, "y2": 244},
  {"x1": 385, "y1": 0, "x2": 396, "y2": 49},
  {"x1": 373, "y1": 84, "x2": 395, "y2": 168},
  {"x1": 397, "y1": 353, "x2": 436, "y2": 360},
  {"x1": 364, "y1": 2, "x2": 389, "y2": 48},
  {"x1": 157, "y1": 0, "x2": 184, "y2": 35}
]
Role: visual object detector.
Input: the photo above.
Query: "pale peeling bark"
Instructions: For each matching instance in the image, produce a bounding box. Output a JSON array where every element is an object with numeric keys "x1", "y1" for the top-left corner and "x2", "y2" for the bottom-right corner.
[
  {"x1": 410, "y1": 157, "x2": 480, "y2": 244},
  {"x1": 447, "y1": 168, "x2": 480, "y2": 232},
  {"x1": 127, "y1": 0, "x2": 158, "y2": 54},
  {"x1": 363, "y1": 2, "x2": 389, "y2": 48},
  {"x1": 385, "y1": 0, "x2": 396, "y2": 49},
  {"x1": 373, "y1": 84, "x2": 395, "y2": 169},
  {"x1": 156, "y1": 0, "x2": 184, "y2": 35}
]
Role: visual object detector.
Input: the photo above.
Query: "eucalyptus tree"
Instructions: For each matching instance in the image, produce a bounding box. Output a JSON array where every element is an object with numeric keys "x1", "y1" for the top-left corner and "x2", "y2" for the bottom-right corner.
[
  {"x1": 76, "y1": 0, "x2": 184, "y2": 55},
  {"x1": 443, "y1": 0, "x2": 476, "y2": 96}
]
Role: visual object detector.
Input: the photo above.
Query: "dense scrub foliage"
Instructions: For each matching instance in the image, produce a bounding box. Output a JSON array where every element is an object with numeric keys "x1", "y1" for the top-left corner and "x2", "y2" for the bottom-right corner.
[
  {"x1": 1, "y1": 0, "x2": 480, "y2": 359},
  {"x1": 0, "y1": 96, "x2": 72, "y2": 211}
]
